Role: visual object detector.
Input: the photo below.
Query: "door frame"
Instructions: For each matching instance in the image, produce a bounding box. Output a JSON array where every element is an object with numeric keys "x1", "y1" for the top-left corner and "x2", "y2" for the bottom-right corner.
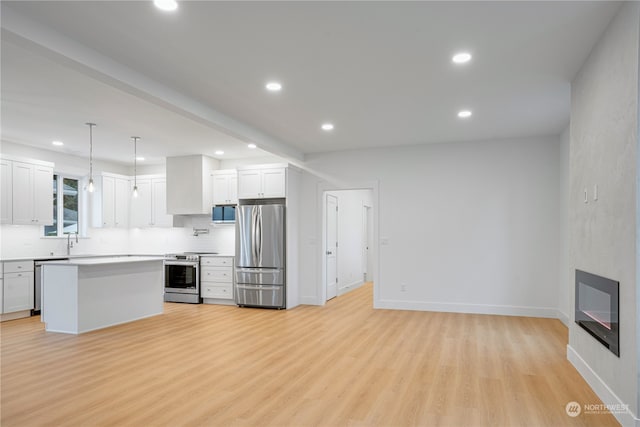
[
  {"x1": 318, "y1": 181, "x2": 379, "y2": 306},
  {"x1": 325, "y1": 193, "x2": 338, "y2": 300}
]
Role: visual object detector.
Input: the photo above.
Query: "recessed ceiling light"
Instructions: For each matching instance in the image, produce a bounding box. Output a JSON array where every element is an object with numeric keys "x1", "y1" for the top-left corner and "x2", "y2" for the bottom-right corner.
[
  {"x1": 154, "y1": 0, "x2": 178, "y2": 11},
  {"x1": 247, "y1": 143, "x2": 257, "y2": 149},
  {"x1": 52, "y1": 140, "x2": 64, "y2": 146},
  {"x1": 136, "y1": 156, "x2": 145, "y2": 161},
  {"x1": 321, "y1": 123, "x2": 334, "y2": 131},
  {"x1": 265, "y1": 82, "x2": 282, "y2": 92},
  {"x1": 215, "y1": 150, "x2": 224, "y2": 155},
  {"x1": 457, "y1": 110, "x2": 473, "y2": 118},
  {"x1": 452, "y1": 52, "x2": 472, "y2": 64}
]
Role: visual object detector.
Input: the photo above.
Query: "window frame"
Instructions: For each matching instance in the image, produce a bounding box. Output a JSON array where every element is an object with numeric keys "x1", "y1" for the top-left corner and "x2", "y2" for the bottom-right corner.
[{"x1": 43, "y1": 173, "x2": 85, "y2": 238}]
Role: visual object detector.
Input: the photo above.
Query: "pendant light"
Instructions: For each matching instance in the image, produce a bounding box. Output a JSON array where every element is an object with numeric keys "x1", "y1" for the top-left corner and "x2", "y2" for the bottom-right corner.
[
  {"x1": 132, "y1": 137, "x2": 140, "y2": 198},
  {"x1": 86, "y1": 123, "x2": 96, "y2": 192}
]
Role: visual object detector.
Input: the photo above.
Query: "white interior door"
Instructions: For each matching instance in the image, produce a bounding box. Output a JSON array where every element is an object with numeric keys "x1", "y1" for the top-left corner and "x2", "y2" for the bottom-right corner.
[
  {"x1": 366, "y1": 205, "x2": 373, "y2": 282},
  {"x1": 326, "y1": 194, "x2": 338, "y2": 300},
  {"x1": 362, "y1": 205, "x2": 371, "y2": 282}
]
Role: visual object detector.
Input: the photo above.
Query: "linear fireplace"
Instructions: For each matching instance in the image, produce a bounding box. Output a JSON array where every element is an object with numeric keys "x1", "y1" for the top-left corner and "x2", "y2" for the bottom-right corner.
[{"x1": 575, "y1": 270, "x2": 619, "y2": 357}]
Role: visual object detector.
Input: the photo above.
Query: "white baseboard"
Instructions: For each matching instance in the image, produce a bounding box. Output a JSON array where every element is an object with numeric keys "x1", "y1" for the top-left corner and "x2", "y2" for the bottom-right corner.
[
  {"x1": 567, "y1": 345, "x2": 638, "y2": 426},
  {"x1": 0, "y1": 310, "x2": 32, "y2": 322},
  {"x1": 557, "y1": 310, "x2": 570, "y2": 327},
  {"x1": 338, "y1": 280, "x2": 364, "y2": 296},
  {"x1": 202, "y1": 298, "x2": 236, "y2": 306},
  {"x1": 374, "y1": 299, "x2": 559, "y2": 319},
  {"x1": 299, "y1": 296, "x2": 322, "y2": 305}
]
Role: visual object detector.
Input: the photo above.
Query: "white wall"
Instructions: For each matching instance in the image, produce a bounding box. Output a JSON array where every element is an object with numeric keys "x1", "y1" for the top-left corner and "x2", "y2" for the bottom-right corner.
[
  {"x1": 326, "y1": 189, "x2": 373, "y2": 294},
  {"x1": 558, "y1": 125, "x2": 571, "y2": 326},
  {"x1": 568, "y1": 2, "x2": 639, "y2": 423},
  {"x1": 0, "y1": 216, "x2": 235, "y2": 259},
  {"x1": 299, "y1": 135, "x2": 562, "y2": 320}
]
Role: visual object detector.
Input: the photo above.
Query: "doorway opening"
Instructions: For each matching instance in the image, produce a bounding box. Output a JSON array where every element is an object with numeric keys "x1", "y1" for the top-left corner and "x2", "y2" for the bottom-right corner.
[{"x1": 322, "y1": 188, "x2": 375, "y2": 302}]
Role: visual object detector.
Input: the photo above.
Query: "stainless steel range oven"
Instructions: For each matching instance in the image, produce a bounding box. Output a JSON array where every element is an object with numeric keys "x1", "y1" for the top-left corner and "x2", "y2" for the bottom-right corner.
[{"x1": 164, "y1": 254, "x2": 200, "y2": 303}]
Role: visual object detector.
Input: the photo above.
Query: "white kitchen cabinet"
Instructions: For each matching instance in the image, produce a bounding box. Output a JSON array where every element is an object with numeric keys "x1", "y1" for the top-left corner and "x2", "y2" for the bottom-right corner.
[
  {"x1": 212, "y1": 170, "x2": 238, "y2": 205},
  {"x1": 130, "y1": 179, "x2": 152, "y2": 227},
  {"x1": 237, "y1": 166, "x2": 286, "y2": 199},
  {"x1": 130, "y1": 177, "x2": 172, "y2": 228},
  {"x1": 200, "y1": 256, "x2": 234, "y2": 304},
  {"x1": 33, "y1": 165, "x2": 53, "y2": 224},
  {"x1": 97, "y1": 174, "x2": 130, "y2": 228},
  {"x1": 0, "y1": 159, "x2": 12, "y2": 224},
  {"x1": 11, "y1": 161, "x2": 53, "y2": 226},
  {"x1": 114, "y1": 177, "x2": 130, "y2": 227},
  {"x1": 3, "y1": 261, "x2": 34, "y2": 314},
  {"x1": 151, "y1": 178, "x2": 172, "y2": 227}
]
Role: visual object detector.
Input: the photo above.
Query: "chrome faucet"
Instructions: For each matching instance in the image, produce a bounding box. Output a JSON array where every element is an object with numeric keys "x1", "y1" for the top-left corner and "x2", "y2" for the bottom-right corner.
[{"x1": 67, "y1": 232, "x2": 78, "y2": 255}]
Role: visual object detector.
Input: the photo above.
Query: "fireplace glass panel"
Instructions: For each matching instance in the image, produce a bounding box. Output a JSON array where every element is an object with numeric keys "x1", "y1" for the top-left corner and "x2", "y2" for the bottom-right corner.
[
  {"x1": 578, "y1": 282, "x2": 611, "y2": 330},
  {"x1": 574, "y1": 270, "x2": 619, "y2": 357}
]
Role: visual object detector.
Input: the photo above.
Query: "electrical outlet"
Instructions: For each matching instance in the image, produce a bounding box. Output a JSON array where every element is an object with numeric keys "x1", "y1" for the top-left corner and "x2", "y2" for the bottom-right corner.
[{"x1": 400, "y1": 283, "x2": 407, "y2": 292}]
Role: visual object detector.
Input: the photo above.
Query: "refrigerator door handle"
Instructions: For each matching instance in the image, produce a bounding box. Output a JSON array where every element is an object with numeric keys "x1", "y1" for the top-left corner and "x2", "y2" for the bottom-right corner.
[
  {"x1": 257, "y1": 206, "x2": 262, "y2": 262},
  {"x1": 252, "y1": 207, "x2": 259, "y2": 261},
  {"x1": 236, "y1": 284, "x2": 282, "y2": 291}
]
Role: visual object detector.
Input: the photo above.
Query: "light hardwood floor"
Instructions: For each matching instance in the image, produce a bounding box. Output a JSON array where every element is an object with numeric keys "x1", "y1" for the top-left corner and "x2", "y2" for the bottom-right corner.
[{"x1": 1, "y1": 283, "x2": 619, "y2": 426}]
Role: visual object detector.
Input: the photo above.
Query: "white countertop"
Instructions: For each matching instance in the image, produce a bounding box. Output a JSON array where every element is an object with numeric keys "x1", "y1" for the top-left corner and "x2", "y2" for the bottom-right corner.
[
  {"x1": 39, "y1": 256, "x2": 164, "y2": 266},
  {"x1": 1, "y1": 254, "x2": 165, "y2": 263}
]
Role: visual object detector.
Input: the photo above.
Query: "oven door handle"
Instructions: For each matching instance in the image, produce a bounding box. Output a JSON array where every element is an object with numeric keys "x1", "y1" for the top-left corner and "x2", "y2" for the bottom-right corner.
[{"x1": 164, "y1": 261, "x2": 199, "y2": 267}]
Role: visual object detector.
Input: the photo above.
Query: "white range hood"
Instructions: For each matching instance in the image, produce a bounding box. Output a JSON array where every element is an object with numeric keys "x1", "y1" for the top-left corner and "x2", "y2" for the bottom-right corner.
[{"x1": 166, "y1": 155, "x2": 219, "y2": 215}]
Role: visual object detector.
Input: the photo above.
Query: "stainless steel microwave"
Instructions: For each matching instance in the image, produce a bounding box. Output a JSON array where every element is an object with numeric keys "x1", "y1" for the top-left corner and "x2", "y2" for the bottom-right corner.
[{"x1": 212, "y1": 205, "x2": 236, "y2": 223}]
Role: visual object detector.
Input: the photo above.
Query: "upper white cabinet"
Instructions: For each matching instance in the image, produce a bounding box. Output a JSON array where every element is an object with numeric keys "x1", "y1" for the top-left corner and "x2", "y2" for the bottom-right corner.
[
  {"x1": 114, "y1": 178, "x2": 130, "y2": 228},
  {"x1": 94, "y1": 174, "x2": 130, "y2": 228},
  {"x1": 212, "y1": 170, "x2": 238, "y2": 205},
  {"x1": 0, "y1": 159, "x2": 12, "y2": 224},
  {"x1": 151, "y1": 178, "x2": 173, "y2": 227},
  {"x1": 166, "y1": 155, "x2": 217, "y2": 215},
  {"x1": 11, "y1": 161, "x2": 53, "y2": 226},
  {"x1": 237, "y1": 166, "x2": 286, "y2": 199},
  {"x1": 131, "y1": 177, "x2": 172, "y2": 228},
  {"x1": 130, "y1": 179, "x2": 151, "y2": 228}
]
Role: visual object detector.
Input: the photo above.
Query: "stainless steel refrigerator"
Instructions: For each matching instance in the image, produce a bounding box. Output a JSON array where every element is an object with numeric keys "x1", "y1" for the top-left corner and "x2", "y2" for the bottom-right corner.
[{"x1": 235, "y1": 200, "x2": 286, "y2": 308}]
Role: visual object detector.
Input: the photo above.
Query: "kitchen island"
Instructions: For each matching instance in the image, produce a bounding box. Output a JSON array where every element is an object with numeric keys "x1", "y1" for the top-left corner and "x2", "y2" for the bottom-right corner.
[{"x1": 40, "y1": 256, "x2": 164, "y2": 334}]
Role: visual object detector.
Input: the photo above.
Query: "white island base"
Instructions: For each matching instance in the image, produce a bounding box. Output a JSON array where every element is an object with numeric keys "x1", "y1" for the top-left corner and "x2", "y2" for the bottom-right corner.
[{"x1": 41, "y1": 257, "x2": 164, "y2": 334}]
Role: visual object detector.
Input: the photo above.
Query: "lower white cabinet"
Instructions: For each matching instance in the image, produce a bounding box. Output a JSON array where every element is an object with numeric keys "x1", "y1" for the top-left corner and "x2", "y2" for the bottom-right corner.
[
  {"x1": 3, "y1": 261, "x2": 34, "y2": 314},
  {"x1": 200, "y1": 257, "x2": 234, "y2": 303},
  {"x1": 201, "y1": 282, "x2": 233, "y2": 299}
]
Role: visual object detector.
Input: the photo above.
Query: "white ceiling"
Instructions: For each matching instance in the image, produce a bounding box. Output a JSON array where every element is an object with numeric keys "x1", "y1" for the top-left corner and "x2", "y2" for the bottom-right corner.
[{"x1": 0, "y1": 1, "x2": 621, "y2": 165}]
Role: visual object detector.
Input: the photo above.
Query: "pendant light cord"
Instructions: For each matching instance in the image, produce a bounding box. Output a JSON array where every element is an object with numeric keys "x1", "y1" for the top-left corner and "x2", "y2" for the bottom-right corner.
[
  {"x1": 132, "y1": 136, "x2": 140, "y2": 189},
  {"x1": 86, "y1": 123, "x2": 96, "y2": 187},
  {"x1": 87, "y1": 123, "x2": 95, "y2": 178}
]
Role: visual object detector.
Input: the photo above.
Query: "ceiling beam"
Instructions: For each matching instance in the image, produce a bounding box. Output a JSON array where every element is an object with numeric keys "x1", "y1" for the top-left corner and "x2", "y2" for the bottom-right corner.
[{"x1": 1, "y1": 5, "x2": 305, "y2": 163}]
